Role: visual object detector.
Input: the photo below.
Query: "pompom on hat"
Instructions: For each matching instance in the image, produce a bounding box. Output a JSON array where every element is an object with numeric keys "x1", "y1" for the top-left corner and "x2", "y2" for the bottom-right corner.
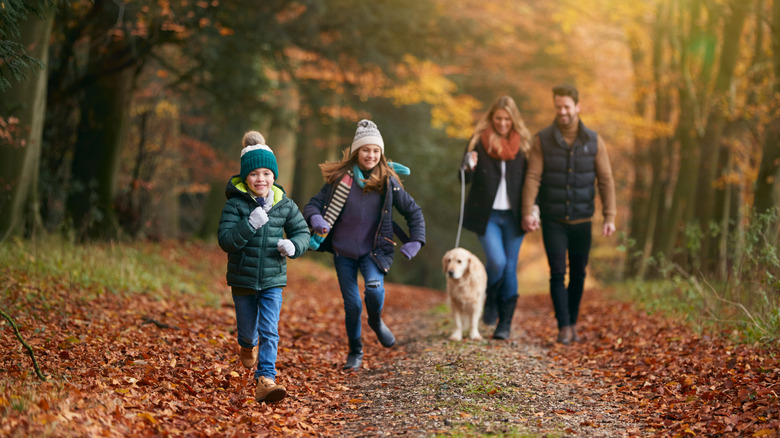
[
  {"x1": 350, "y1": 119, "x2": 384, "y2": 154},
  {"x1": 240, "y1": 131, "x2": 278, "y2": 181}
]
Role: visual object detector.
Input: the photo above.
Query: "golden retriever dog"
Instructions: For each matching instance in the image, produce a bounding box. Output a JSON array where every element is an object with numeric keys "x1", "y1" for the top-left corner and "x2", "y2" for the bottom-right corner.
[{"x1": 442, "y1": 248, "x2": 487, "y2": 341}]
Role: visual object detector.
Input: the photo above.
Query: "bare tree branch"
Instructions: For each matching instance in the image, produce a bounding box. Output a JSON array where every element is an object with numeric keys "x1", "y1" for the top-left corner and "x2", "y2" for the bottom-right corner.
[{"x1": 0, "y1": 306, "x2": 46, "y2": 381}]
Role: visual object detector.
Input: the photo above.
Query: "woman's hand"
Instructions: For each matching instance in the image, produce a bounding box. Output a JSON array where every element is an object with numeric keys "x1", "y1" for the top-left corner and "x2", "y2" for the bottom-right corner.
[{"x1": 467, "y1": 151, "x2": 478, "y2": 170}]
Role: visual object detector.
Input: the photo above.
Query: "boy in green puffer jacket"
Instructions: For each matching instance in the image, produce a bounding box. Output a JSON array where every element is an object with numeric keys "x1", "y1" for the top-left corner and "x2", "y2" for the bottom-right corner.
[{"x1": 217, "y1": 131, "x2": 310, "y2": 403}]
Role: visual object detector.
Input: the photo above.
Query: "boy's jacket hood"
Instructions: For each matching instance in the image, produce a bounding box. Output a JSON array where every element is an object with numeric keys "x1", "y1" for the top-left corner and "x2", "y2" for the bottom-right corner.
[{"x1": 226, "y1": 174, "x2": 285, "y2": 206}]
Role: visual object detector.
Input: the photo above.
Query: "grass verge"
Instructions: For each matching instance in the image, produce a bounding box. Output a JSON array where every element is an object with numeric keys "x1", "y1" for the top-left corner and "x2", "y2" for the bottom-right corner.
[{"x1": 0, "y1": 235, "x2": 222, "y2": 306}]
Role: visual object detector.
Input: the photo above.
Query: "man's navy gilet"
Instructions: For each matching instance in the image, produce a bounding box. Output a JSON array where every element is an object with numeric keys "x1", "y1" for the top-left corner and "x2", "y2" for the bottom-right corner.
[{"x1": 537, "y1": 120, "x2": 598, "y2": 221}]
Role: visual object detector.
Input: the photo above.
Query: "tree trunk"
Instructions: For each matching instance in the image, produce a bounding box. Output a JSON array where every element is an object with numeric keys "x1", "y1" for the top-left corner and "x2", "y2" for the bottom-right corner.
[
  {"x1": 0, "y1": 12, "x2": 54, "y2": 241},
  {"x1": 631, "y1": 3, "x2": 674, "y2": 278},
  {"x1": 65, "y1": 0, "x2": 149, "y2": 240},
  {"x1": 291, "y1": 113, "x2": 332, "y2": 207},
  {"x1": 266, "y1": 81, "x2": 301, "y2": 195},
  {"x1": 753, "y1": 0, "x2": 780, "y2": 228},
  {"x1": 67, "y1": 67, "x2": 135, "y2": 239},
  {"x1": 197, "y1": 181, "x2": 225, "y2": 240},
  {"x1": 695, "y1": 0, "x2": 751, "y2": 272},
  {"x1": 625, "y1": 27, "x2": 652, "y2": 277},
  {"x1": 754, "y1": 127, "x2": 780, "y2": 218},
  {"x1": 657, "y1": 1, "x2": 702, "y2": 267}
]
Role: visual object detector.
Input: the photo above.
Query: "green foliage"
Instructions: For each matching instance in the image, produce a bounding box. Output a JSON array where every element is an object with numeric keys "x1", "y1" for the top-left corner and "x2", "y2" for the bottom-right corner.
[
  {"x1": 588, "y1": 242, "x2": 625, "y2": 285},
  {"x1": 0, "y1": 0, "x2": 58, "y2": 92},
  {"x1": 617, "y1": 209, "x2": 780, "y2": 344},
  {"x1": 0, "y1": 235, "x2": 220, "y2": 305},
  {"x1": 613, "y1": 279, "x2": 700, "y2": 322}
]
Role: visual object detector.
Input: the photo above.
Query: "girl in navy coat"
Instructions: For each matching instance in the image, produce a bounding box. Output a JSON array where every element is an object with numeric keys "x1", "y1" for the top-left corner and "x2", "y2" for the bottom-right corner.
[{"x1": 304, "y1": 120, "x2": 426, "y2": 370}]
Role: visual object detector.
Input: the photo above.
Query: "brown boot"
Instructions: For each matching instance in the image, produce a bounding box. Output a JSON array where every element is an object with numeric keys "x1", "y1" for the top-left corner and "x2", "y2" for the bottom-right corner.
[
  {"x1": 556, "y1": 326, "x2": 573, "y2": 345},
  {"x1": 255, "y1": 377, "x2": 286, "y2": 403},
  {"x1": 239, "y1": 345, "x2": 258, "y2": 369},
  {"x1": 571, "y1": 326, "x2": 581, "y2": 343}
]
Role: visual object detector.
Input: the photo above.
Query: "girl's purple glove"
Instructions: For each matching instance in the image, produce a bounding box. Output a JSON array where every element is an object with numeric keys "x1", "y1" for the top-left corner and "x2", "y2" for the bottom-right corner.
[
  {"x1": 400, "y1": 241, "x2": 421, "y2": 260},
  {"x1": 310, "y1": 214, "x2": 330, "y2": 234}
]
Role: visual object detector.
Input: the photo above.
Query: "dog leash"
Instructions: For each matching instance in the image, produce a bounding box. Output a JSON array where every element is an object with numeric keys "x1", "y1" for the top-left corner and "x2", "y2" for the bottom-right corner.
[{"x1": 455, "y1": 166, "x2": 466, "y2": 248}]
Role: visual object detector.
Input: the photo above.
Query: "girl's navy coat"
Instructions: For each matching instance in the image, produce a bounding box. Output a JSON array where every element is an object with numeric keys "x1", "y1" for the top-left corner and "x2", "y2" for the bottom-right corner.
[{"x1": 304, "y1": 176, "x2": 426, "y2": 273}]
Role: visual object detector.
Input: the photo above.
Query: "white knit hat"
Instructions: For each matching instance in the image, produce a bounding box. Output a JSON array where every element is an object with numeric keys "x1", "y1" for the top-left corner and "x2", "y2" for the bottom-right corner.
[{"x1": 350, "y1": 119, "x2": 384, "y2": 154}]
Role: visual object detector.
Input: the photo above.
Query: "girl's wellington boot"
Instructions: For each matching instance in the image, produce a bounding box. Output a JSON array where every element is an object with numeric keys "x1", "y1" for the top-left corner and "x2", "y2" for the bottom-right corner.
[{"x1": 344, "y1": 338, "x2": 364, "y2": 370}]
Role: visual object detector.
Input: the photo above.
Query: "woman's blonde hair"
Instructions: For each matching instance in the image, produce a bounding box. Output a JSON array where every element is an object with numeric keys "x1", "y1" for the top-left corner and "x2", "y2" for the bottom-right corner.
[
  {"x1": 319, "y1": 146, "x2": 402, "y2": 192},
  {"x1": 467, "y1": 95, "x2": 531, "y2": 158}
]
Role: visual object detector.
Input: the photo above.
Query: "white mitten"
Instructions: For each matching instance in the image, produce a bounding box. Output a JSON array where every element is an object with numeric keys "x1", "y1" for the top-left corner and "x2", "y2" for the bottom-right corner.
[
  {"x1": 277, "y1": 239, "x2": 295, "y2": 257},
  {"x1": 248, "y1": 207, "x2": 269, "y2": 229}
]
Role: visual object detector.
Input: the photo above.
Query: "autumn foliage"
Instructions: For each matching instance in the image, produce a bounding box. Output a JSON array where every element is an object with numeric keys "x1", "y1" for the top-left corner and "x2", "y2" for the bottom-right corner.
[
  {"x1": 2, "y1": 242, "x2": 778, "y2": 436},
  {"x1": 0, "y1": 242, "x2": 438, "y2": 436}
]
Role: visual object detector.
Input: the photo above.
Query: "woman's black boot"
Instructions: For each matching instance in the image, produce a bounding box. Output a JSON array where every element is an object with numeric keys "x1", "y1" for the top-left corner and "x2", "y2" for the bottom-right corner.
[
  {"x1": 482, "y1": 280, "x2": 502, "y2": 325},
  {"x1": 492, "y1": 296, "x2": 517, "y2": 340}
]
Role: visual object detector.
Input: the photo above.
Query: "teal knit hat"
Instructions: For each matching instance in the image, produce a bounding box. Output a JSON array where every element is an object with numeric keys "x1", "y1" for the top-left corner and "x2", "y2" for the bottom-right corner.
[{"x1": 240, "y1": 143, "x2": 278, "y2": 181}]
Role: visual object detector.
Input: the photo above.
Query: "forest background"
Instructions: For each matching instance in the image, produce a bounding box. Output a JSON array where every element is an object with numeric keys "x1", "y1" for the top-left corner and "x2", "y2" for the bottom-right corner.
[{"x1": 1, "y1": 0, "x2": 779, "y2": 341}]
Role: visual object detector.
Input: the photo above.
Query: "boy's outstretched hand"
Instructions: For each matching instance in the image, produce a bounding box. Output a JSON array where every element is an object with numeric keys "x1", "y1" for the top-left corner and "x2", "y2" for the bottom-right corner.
[{"x1": 400, "y1": 241, "x2": 421, "y2": 260}]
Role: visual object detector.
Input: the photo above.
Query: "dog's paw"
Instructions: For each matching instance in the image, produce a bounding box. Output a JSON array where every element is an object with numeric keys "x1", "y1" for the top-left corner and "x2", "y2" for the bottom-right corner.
[
  {"x1": 469, "y1": 333, "x2": 483, "y2": 340},
  {"x1": 449, "y1": 332, "x2": 463, "y2": 341}
]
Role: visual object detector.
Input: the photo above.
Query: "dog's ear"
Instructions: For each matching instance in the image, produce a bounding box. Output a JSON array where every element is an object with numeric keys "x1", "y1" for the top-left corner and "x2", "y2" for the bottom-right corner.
[{"x1": 442, "y1": 254, "x2": 449, "y2": 274}]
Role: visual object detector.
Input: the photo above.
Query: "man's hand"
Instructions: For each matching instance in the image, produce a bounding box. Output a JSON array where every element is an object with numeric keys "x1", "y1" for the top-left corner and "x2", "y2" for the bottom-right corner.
[
  {"x1": 603, "y1": 222, "x2": 615, "y2": 237},
  {"x1": 522, "y1": 214, "x2": 540, "y2": 232}
]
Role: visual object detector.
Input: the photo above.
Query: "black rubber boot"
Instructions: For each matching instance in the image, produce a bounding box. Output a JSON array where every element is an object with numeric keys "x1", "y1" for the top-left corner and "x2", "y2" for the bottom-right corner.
[
  {"x1": 492, "y1": 296, "x2": 517, "y2": 340},
  {"x1": 482, "y1": 280, "x2": 502, "y2": 325},
  {"x1": 367, "y1": 317, "x2": 396, "y2": 348},
  {"x1": 344, "y1": 338, "x2": 363, "y2": 370}
]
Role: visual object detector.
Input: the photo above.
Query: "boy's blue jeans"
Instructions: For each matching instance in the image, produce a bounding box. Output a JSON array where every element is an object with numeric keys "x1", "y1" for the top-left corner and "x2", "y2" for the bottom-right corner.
[
  {"x1": 477, "y1": 210, "x2": 525, "y2": 302},
  {"x1": 232, "y1": 287, "x2": 283, "y2": 380},
  {"x1": 333, "y1": 254, "x2": 386, "y2": 342}
]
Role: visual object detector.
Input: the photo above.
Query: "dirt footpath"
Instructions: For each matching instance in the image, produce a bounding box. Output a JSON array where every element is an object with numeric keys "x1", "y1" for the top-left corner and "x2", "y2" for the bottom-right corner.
[{"x1": 334, "y1": 289, "x2": 643, "y2": 437}]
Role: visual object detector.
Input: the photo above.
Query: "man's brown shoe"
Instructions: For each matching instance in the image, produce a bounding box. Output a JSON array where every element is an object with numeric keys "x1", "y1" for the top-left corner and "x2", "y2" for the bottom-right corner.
[
  {"x1": 255, "y1": 377, "x2": 286, "y2": 403},
  {"x1": 239, "y1": 345, "x2": 258, "y2": 368},
  {"x1": 571, "y1": 326, "x2": 581, "y2": 342},
  {"x1": 556, "y1": 326, "x2": 573, "y2": 345}
]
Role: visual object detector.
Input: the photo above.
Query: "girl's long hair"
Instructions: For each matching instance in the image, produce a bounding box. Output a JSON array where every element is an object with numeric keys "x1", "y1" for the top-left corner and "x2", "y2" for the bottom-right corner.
[
  {"x1": 319, "y1": 147, "x2": 402, "y2": 192},
  {"x1": 466, "y1": 95, "x2": 532, "y2": 158}
]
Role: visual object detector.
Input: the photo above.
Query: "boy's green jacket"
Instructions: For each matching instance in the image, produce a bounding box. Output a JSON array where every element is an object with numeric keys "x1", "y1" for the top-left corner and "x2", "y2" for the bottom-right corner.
[{"x1": 218, "y1": 175, "x2": 310, "y2": 291}]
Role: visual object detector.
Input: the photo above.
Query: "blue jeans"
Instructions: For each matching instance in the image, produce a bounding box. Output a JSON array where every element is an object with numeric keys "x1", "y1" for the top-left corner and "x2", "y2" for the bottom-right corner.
[
  {"x1": 477, "y1": 210, "x2": 525, "y2": 302},
  {"x1": 333, "y1": 254, "x2": 386, "y2": 341},
  {"x1": 232, "y1": 287, "x2": 283, "y2": 380}
]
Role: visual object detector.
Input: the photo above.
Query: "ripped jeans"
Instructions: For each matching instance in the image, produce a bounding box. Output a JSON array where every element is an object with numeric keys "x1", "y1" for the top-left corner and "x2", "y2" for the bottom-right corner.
[{"x1": 333, "y1": 254, "x2": 386, "y2": 341}]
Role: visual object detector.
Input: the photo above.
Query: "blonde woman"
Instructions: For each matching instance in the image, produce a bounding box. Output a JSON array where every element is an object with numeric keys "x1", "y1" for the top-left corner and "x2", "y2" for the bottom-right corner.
[{"x1": 460, "y1": 95, "x2": 532, "y2": 340}]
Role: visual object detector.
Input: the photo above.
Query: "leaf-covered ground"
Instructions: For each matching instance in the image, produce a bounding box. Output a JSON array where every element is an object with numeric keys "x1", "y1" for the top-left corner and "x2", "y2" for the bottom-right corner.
[{"x1": 1, "y1": 242, "x2": 778, "y2": 437}]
